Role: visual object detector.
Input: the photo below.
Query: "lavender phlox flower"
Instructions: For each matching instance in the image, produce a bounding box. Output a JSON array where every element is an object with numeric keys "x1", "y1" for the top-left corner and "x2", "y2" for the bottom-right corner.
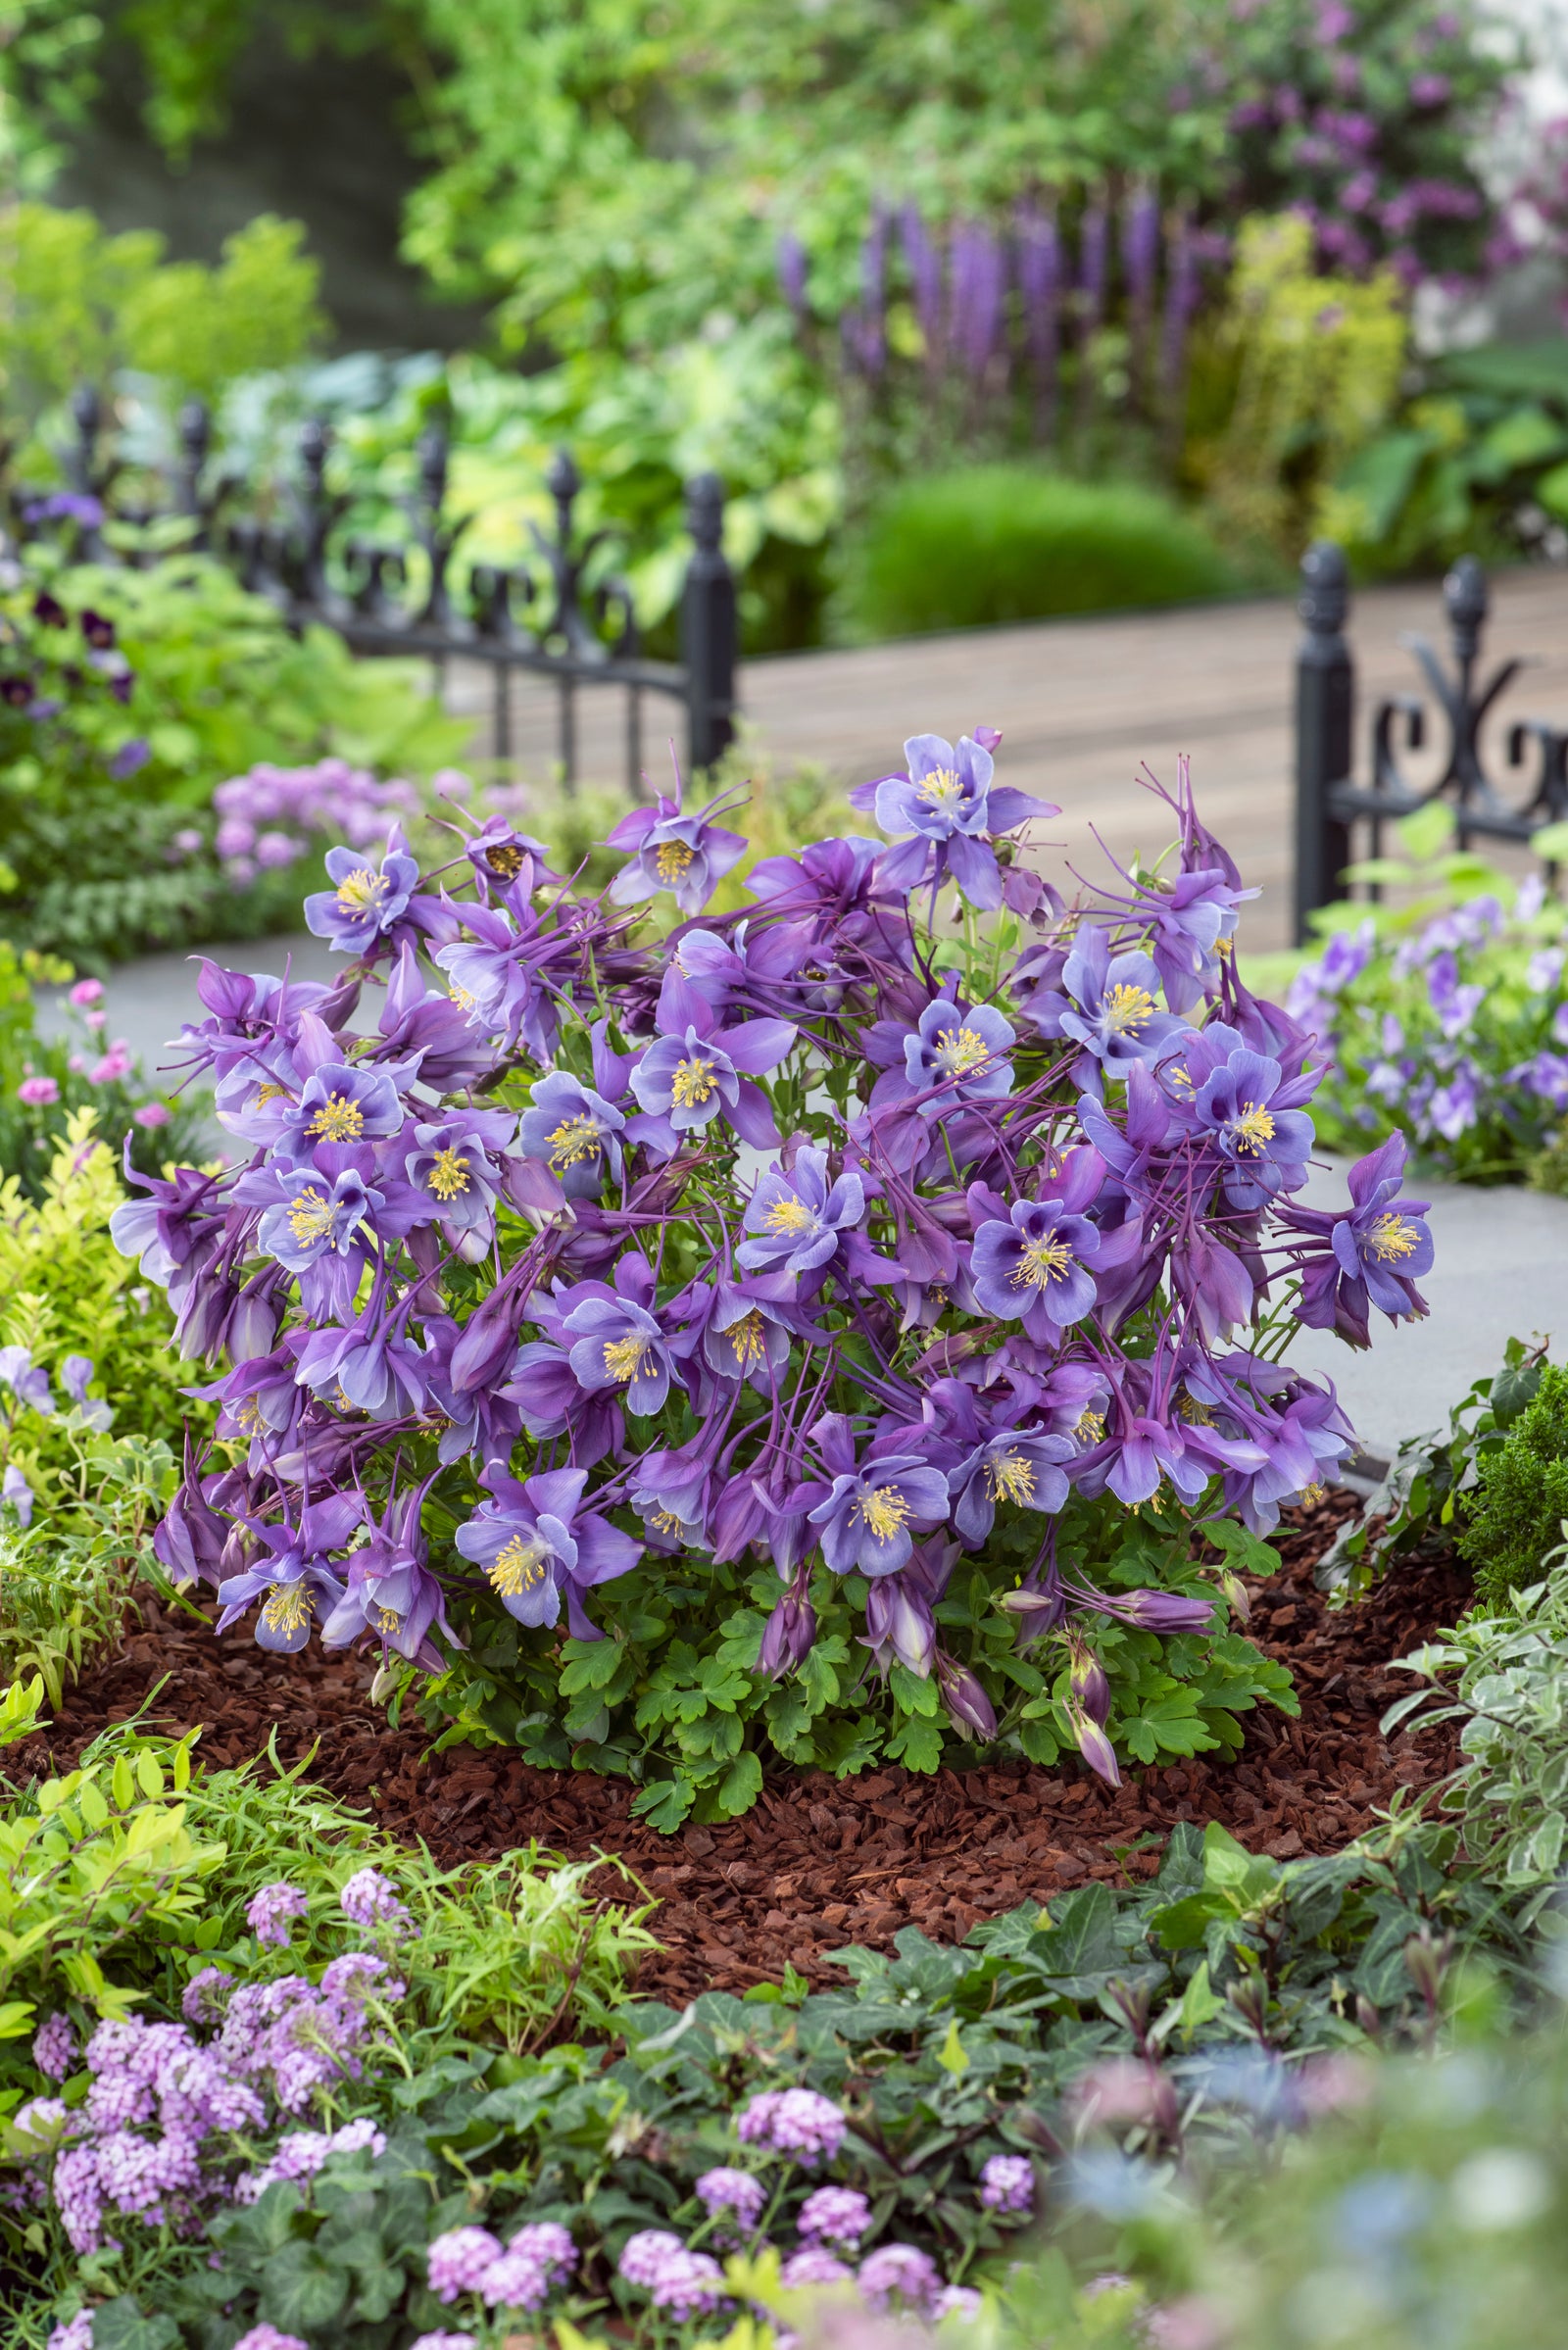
[
  {"x1": 629, "y1": 1002, "x2": 796, "y2": 1150},
  {"x1": 607, "y1": 773, "x2": 749, "y2": 917},
  {"x1": 427, "y1": 2227, "x2": 504, "y2": 2302},
  {"x1": 738, "y1": 1146, "x2": 864, "y2": 1276},
  {"x1": 181, "y1": 1969, "x2": 232, "y2": 2024},
  {"x1": 970, "y1": 1195, "x2": 1102, "y2": 1344},
  {"x1": 948, "y1": 1422, "x2": 1074, "y2": 1546},
  {"x1": 238, "y1": 2118, "x2": 388, "y2": 2201},
  {"x1": 304, "y1": 829, "x2": 420, "y2": 955},
  {"x1": 936, "y1": 2285, "x2": 984, "y2": 2324},
  {"x1": 339, "y1": 1866, "x2": 410, "y2": 1931},
  {"x1": 1428, "y1": 1063, "x2": 1479, "y2": 1141},
  {"x1": 696, "y1": 2167, "x2": 766, "y2": 2229},
  {"x1": 33, "y1": 2012, "x2": 78, "y2": 2082},
  {"x1": 1526, "y1": 946, "x2": 1563, "y2": 994},
  {"x1": 980, "y1": 2153, "x2": 1035, "y2": 2214},
  {"x1": 736, "y1": 2086, "x2": 846, "y2": 2165},
  {"x1": 617, "y1": 2228, "x2": 688, "y2": 2288},
  {"x1": 247, "y1": 1883, "x2": 308, "y2": 1948},
  {"x1": 798, "y1": 2185, "x2": 871, "y2": 2247},
  {"x1": 2, "y1": 1464, "x2": 31, "y2": 1524},
  {"x1": 517, "y1": 1069, "x2": 625, "y2": 1198},
  {"x1": 230, "y1": 2323, "x2": 310, "y2": 2349},
  {"x1": 853, "y1": 729, "x2": 1055, "y2": 911},
  {"x1": 0, "y1": 1345, "x2": 53, "y2": 1416},
  {"x1": 780, "y1": 2246, "x2": 854, "y2": 2287},
  {"x1": 1426, "y1": 949, "x2": 1485, "y2": 1040},
  {"x1": 858, "y1": 2242, "x2": 942, "y2": 2315},
  {"x1": 648, "y1": 2248, "x2": 728, "y2": 2319},
  {"x1": 454, "y1": 1461, "x2": 640, "y2": 1637},
  {"x1": 215, "y1": 1491, "x2": 363, "y2": 1653},
  {"x1": 480, "y1": 2222, "x2": 577, "y2": 2311},
  {"x1": 410, "y1": 2336, "x2": 478, "y2": 2350},
  {"x1": 404, "y1": 1105, "x2": 516, "y2": 1238},
  {"x1": 807, "y1": 1418, "x2": 951, "y2": 1579},
  {"x1": 46, "y1": 2314, "x2": 94, "y2": 2350}
]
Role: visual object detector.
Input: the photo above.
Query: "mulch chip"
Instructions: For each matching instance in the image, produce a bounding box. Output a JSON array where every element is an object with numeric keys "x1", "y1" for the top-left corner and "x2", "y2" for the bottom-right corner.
[{"x1": 14, "y1": 1494, "x2": 1470, "y2": 2005}]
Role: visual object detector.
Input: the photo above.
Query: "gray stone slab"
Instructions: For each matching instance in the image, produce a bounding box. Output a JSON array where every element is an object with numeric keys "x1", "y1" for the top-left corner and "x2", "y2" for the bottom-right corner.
[
  {"x1": 34, "y1": 932, "x2": 342, "y2": 1093},
  {"x1": 1288, "y1": 1156, "x2": 1568, "y2": 1464}
]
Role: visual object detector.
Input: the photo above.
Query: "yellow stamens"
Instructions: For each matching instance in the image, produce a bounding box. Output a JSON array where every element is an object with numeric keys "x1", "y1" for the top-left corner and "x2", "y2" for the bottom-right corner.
[
  {"x1": 671, "y1": 1055, "x2": 717, "y2": 1109},
  {"x1": 261, "y1": 1583, "x2": 312, "y2": 1636},
  {"x1": 1166, "y1": 1061, "x2": 1194, "y2": 1098},
  {"x1": 724, "y1": 1308, "x2": 769, "y2": 1371},
  {"x1": 656, "y1": 841, "x2": 695, "y2": 883},
  {"x1": 933, "y1": 1024, "x2": 993, "y2": 1076},
  {"x1": 985, "y1": 1451, "x2": 1037, "y2": 1505},
  {"x1": 1231, "y1": 1102, "x2": 1276, "y2": 1154},
  {"x1": 1180, "y1": 1394, "x2": 1216, "y2": 1426},
  {"x1": 765, "y1": 1196, "x2": 817, "y2": 1235},
  {"x1": 449, "y1": 983, "x2": 477, "y2": 1014},
  {"x1": 375, "y1": 1605, "x2": 401, "y2": 1635},
  {"x1": 1103, "y1": 982, "x2": 1155, "y2": 1035},
  {"x1": 490, "y1": 1535, "x2": 548, "y2": 1596},
  {"x1": 652, "y1": 1507, "x2": 685, "y2": 1538},
  {"x1": 334, "y1": 867, "x2": 388, "y2": 916},
  {"x1": 1298, "y1": 1481, "x2": 1327, "y2": 1508},
  {"x1": 1010, "y1": 1233, "x2": 1074, "y2": 1290},
  {"x1": 426, "y1": 1145, "x2": 471, "y2": 1201},
  {"x1": 285, "y1": 1187, "x2": 338, "y2": 1247},
  {"x1": 255, "y1": 1081, "x2": 290, "y2": 1107},
  {"x1": 603, "y1": 1333, "x2": 649, "y2": 1384},
  {"x1": 1075, "y1": 1406, "x2": 1106, "y2": 1444},
  {"x1": 485, "y1": 842, "x2": 527, "y2": 880},
  {"x1": 914, "y1": 767, "x2": 964, "y2": 810},
  {"x1": 307, "y1": 1091, "x2": 366, "y2": 1144},
  {"x1": 855, "y1": 1485, "x2": 911, "y2": 1543},
  {"x1": 547, "y1": 1115, "x2": 601, "y2": 1172},
  {"x1": 1366, "y1": 1212, "x2": 1418, "y2": 1262},
  {"x1": 234, "y1": 1397, "x2": 263, "y2": 1437}
]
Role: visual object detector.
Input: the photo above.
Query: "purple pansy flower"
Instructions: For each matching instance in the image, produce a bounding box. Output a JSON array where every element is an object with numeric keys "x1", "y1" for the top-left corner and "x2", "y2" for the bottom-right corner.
[
  {"x1": 305, "y1": 833, "x2": 420, "y2": 955},
  {"x1": 606, "y1": 776, "x2": 749, "y2": 918},
  {"x1": 737, "y1": 1147, "x2": 864, "y2": 1275},
  {"x1": 453, "y1": 1463, "x2": 640, "y2": 1637}
]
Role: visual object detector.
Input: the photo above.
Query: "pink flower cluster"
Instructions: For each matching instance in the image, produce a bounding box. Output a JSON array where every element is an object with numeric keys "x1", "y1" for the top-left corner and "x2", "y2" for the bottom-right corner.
[
  {"x1": 736, "y1": 2086, "x2": 847, "y2": 2166},
  {"x1": 26, "y1": 1953, "x2": 401, "y2": 2254},
  {"x1": 204, "y1": 759, "x2": 426, "y2": 889},
  {"x1": 425, "y1": 2219, "x2": 577, "y2": 2313}
]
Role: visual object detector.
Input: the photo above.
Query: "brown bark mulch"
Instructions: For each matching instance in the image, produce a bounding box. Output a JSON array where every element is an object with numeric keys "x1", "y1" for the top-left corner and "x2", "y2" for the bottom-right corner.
[{"x1": 13, "y1": 1493, "x2": 1471, "y2": 2005}]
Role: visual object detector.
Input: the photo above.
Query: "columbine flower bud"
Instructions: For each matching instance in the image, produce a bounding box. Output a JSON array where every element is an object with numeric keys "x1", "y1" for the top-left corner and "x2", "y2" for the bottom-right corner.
[
  {"x1": 936, "y1": 1649, "x2": 997, "y2": 1742},
  {"x1": 1218, "y1": 1569, "x2": 1250, "y2": 1624},
  {"x1": 1118, "y1": 1589, "x2": 1215, "y2": 1634},
  {"x1": 1067, "y1": 1636, "x2": 1111, "y2": 1728},
  {"x1": 1069, "y1": 1702, "x2": 1121, "y2": 1788},
  {"x1": 758, "y1": 1572, "x2": 816, "y2": 1679}
]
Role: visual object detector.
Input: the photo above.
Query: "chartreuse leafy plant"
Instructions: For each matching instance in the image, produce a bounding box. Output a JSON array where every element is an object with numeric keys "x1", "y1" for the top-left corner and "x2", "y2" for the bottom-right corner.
[{"x1": 116, "y1": 728, "x2": 1432, "y2": 1826}]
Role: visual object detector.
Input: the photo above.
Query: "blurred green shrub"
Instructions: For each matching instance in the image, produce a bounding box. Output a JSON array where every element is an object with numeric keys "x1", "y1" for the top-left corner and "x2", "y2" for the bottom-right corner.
[
  {"x1": 0, "y1": 205, "x2": 324, "y2": 426},
  {"x1": 840, "y1": 465, "x2": 1239, "y2": 639},
  {"x1": 1457, "y1": 1363, "x2": 1568, "y2": 1611}
]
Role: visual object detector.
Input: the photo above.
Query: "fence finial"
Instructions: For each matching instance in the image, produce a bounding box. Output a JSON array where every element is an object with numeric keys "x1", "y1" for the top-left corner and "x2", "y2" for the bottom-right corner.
[
  {"x1": 1293, "y1": 540, "x2": 1353, "y2": 946},
  {"x1": 681, "y1": 473, "x2": 735, "y2": 775}
]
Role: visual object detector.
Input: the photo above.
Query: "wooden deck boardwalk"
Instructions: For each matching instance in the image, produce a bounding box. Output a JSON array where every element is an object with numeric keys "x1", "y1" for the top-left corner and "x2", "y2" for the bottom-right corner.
[{"x1": 447, "y1": 566, "x2": 1568, "y2": 954}]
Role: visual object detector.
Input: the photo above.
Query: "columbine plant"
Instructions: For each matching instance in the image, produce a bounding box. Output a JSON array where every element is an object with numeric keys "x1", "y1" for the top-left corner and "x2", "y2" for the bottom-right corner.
[{"x1": 117, "y1": 732, "x2": 1431, "y2": 1821}]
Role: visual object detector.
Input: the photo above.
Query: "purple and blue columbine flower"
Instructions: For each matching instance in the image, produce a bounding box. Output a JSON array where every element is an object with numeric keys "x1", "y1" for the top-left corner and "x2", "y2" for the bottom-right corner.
[
  {"x1": 886, "y1": 997, "x2": 1016, "y2": 1118},
  {"x1": 737, "y1": 1148, "x2": 864, "y2": 1276},
  {"x1": 1284, "y1": 1134, "x2": 1434, "y2": 1348},
  {"x1": 629, "y1": 1010, "x2": 795, "y2": 1150},
  {"x1": 216, "y1": 1493, "x2": 365, "y2": 1652},
  {"x1": 607, "y1": 776, "x2": 749, "y2": 919},
  {"x1": 806, "y1": 1441, "x2": 952, "y2": 1578},
  {"x1": 853, "y1": 728, "x2": 1056, "y2": 910},
  {"x1": 305, "y1": 831, "x2": 421, "y2": 955},
  {"x1": 970, "y1": 1199, "x2": 1102, "y2": 1344},
  {"x1": 454, "y1": 1464, "x2": 641, "y2": 1637},
  {"x1": 1026, "y1": 925, "x2": 1185, "y2": 1077},
  {"x1": 947, "y1": 1425, "x2": 1074, "y2": 1546},
  {"x1": 517, "y1": 1070, "x2": 627, "y2": 1198}
]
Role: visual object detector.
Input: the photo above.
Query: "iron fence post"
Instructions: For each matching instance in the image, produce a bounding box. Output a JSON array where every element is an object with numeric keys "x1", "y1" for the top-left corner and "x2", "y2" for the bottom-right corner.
[
  {"x1": 1294, "y1": 539, "x2": 1354, "y2": 946},
  {"x1": 681, "y1": 472, "x2": 736, "y2": 777}
]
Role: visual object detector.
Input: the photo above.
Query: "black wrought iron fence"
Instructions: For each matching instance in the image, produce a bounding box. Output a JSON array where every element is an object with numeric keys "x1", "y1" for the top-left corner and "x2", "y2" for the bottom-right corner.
[
  {"x1": 4, "y1": 387, "x2": 738, "y2": 801},
  {"x1": 1294, "y1": 539, "x2": 1568, "y2": 944}
]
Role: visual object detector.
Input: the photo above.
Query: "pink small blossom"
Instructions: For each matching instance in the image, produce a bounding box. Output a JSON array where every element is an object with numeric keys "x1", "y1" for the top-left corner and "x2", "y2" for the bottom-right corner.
[
  {"x1": 69, "y1": 978, "x2": 104, "y2": 1005},
  {"x1": 133, "y1": 1102, "x2": 172, "y2": 1129},
  {"x1": 17, "y1": 1076, "x2": 60, "y2": 1106}
]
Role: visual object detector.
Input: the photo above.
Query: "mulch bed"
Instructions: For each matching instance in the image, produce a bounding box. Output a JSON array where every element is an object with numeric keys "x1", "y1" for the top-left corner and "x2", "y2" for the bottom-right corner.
[{"x1": 14, "y1": 1493, "x2": 1471, "y2": 2006}]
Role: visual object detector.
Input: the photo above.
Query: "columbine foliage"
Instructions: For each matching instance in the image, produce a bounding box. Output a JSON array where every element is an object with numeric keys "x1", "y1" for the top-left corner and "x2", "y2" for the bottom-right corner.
[{"x1": 118, "y1": 729, "x2": 1430, "y2": 1821}]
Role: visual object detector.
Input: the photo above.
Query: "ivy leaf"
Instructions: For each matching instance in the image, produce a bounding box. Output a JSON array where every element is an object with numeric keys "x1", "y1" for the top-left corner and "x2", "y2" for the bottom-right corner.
[
  {"x1": 261, "y1": 2239, "x2": 349, "y2": 2332},
  {"x1": 83, "y1": 2301, "x2": 179, "y2": 2350}
]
